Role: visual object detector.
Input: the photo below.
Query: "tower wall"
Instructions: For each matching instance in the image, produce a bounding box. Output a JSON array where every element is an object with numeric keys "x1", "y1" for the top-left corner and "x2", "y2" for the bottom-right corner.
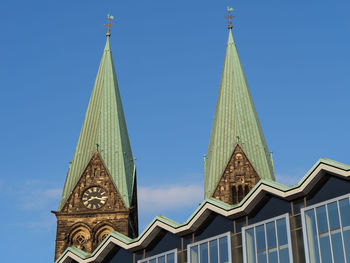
[{"x1": 53, "y1": 152, "x2": 138, "y2": 260}]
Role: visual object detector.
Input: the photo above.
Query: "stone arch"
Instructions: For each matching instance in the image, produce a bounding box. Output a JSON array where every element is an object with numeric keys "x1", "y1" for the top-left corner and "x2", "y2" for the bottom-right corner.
[
  {"x1": 93, "y1": 222, "x2": 115, "y2": 248},
  {"x1": 68, "y1": 223, "x2": 92, "y2": 252}
]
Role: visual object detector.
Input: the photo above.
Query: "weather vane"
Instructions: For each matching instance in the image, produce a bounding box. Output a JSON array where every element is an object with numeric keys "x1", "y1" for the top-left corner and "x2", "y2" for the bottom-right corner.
[
  {"x1": 225, "y1": 7, "x2": 235, "y2": 29},
  {"x1": 104, "y1": 14, "x2": 115, "y2": 36}
]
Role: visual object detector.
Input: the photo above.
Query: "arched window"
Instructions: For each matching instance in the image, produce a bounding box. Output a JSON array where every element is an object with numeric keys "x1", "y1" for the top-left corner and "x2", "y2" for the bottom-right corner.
[
  {"x1": 69, "y1": 226, "x2": 91, "y2": 251},
  {"x1": 238, "y1": 185, "x2": 244, "y2": 202},
  {"x1": 235, "y1": 153, "x2": 243, "y2": 169},
  {"x1": 95, "y1": 225, "x2": 114, "y2": 243},
  {"x1": 244, "y1": 185, "x2": 250, "y2": 196},
  {"x1": 232, "y1": 186, "x2": 237, "y2": 204}
]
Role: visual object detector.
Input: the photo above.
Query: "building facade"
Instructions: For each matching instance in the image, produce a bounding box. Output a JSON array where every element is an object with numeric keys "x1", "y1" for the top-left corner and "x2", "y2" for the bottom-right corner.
[{"x1": 54, "y1": 18, "x2": 350, "y2": 263}]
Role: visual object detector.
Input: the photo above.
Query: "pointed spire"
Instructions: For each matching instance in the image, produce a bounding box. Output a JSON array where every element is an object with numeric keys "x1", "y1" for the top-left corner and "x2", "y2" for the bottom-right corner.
[
  {"x1": 58, "y1": 31, "x2": 135, "y2": 210},
  {"x1": 204, "y1": 26, "x2": 275, "y2": 199}
]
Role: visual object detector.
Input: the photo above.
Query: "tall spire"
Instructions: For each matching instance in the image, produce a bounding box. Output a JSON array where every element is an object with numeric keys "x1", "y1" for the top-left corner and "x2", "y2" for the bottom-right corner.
[
  {"x1": 204, "y1": 23, "x2": 275, "y2": 199},
  {"x1": 58, "y1": 28, "x2": 135, "y2": 210}
]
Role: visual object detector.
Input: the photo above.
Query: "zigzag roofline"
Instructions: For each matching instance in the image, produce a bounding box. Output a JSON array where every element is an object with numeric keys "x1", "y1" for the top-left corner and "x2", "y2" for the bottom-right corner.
[{"x1": 56, "y1": 158, "x2": 350, "y2": 263}]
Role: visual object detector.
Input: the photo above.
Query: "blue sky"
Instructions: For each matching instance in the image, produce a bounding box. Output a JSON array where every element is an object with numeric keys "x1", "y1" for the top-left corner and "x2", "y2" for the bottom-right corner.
[{"x1": 1, "y1": 0, "x2": 349, "y2": 262}]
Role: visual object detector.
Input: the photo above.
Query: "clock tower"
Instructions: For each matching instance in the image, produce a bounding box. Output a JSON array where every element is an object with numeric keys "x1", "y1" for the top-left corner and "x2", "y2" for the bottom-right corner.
[{"x1": 53, "y1": 20, "x2": 138, "y2": 261}]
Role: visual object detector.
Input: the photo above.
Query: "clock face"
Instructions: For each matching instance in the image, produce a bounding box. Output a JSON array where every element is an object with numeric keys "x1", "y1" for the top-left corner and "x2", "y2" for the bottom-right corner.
[{"x1": 82, "y1": 187, "x2": 108, "y2": 209}]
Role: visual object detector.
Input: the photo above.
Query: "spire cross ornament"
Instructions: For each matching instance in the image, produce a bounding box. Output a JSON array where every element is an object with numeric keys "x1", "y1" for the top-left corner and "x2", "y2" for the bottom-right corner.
[
  {"x1": 104, "y1": 14, "x2": 115, "y2": 36},
  {"x1": 225, "y1": 7, "x2": 235, "y2": 29}
]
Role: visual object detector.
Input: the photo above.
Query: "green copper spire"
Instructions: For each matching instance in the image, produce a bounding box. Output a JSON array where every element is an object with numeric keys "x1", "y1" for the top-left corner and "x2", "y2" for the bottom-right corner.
[
  {"x1": 58, "y1": 34, "x2": 135, "y2": 210},
  {"x1": 204, "y1": 29, "x2": 275, "y2": 198}
]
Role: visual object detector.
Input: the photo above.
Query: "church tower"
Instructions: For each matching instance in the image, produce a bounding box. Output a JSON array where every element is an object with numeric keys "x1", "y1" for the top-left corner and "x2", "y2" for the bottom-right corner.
[
  {"x1": 204, "y1": 9, "x2": 275, "y2": 205},
  {"x1": 53, "y1": 18, "x2": 138, "y2": 260}
]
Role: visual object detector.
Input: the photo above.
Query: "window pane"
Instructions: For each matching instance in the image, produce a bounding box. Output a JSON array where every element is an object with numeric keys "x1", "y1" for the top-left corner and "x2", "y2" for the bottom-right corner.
[
  {"x1": 209, "y1": 239, "x2": 218, "y2": 263},
  {"x1": 157, "y1": 255, "x2": 165, "y2": 263},
  {"x1": 167, "y1": 253, "x2": 175, "y2": 263},
  {"x1": 268, "y1": 250, "x2": 278, "y2": 263},
  {"x1": 279, "y1": 245, "x2": 290, "y2": 263},
  {"x1": 266, "y1": 222, "x2": 278, "y2": 263},
  {"x1": 304, "y1": 209, "x2": 320, "y2": 263},
  {"x1": 190, "y1": 246, "x2": 199, "y2": 263},
  {"x1": 328, "y1": 202, "x2": 345, "y2": 262},
  {"x1": 340, "y1": 198, "x2": 350, "y2": 227},
  {"x1": 343, "y1": 228, "x2": 350, "y2": 263},
  {"x1": 245, "y1": 228, "x2": 256, "y2": 263},
  {"x1": 276, "y1": 219, "x2": 288, "y2": 246},
  {"x1": 200, "y1": 243, "x2": 209, "y2": 263},
  {"x1": 316, "y1": 205, "x2": 328, "y2": 233},
  {"x1": 276, "y1": 219, "x2": 289, "y2": 263},
  {"x1": 256, "y1": 225, "x2": 267, "y2": 263},
  {"x1": 315, "y1": 205, "x2": 333, "y2": 261},
  {"x1": 266, "y1": 222, "x2": 277, "y2": 248},
  {"x1": 319, "y1": 234, "x2": 332, "y2": 262},
  {"x1": 328, "y1": 202, "x2": 340, "y2": 229},
  {"x1": 331, "y1": 231, "x2": 345, "y2": 263},
  {"x1": 257, "y1": 252, "x2": 267, "y2": 263},
  {"x1": 219, "y1": 236, "x2": 229, "y2": 263},
  {"x1": 339, "y1": 198, "x2": 350, "y2": 262}
]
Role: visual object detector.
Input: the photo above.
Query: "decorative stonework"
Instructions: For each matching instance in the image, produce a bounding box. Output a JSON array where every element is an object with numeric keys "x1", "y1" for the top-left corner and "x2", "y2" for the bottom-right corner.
[
  {"x1": 53, "y1": 151, "x2": 138, "y2": 261},
  {"x1": 212, "y1": 144, "x2": 261, "y2": 205},
  {"x1": 93, "y1": 223, "x2": 115, "y2": 247},
  {"x1": 68, "y1": 224, "x2": 92, "y2": 252}
]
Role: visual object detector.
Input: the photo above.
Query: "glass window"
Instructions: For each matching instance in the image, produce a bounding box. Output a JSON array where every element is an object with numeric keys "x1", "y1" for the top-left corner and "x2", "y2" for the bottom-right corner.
[
  {"x1": 242, "y1": 213, "x2": 293, "y2": 263},
  {"x1": 301, "y1": 194, "x2": 350, "y2": 263},
  {"x1": 138, "y1": 249, "x2": 177, "y2": 263},
  {"x1": 187, "y1": 232, "x2": 232, "y2": 263}
]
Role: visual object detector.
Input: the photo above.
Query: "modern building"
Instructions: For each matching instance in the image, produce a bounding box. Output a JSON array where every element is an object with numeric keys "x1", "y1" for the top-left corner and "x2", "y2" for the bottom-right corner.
[{"x1": 54, "y1": 15, "x2": 350, "y2": 263}]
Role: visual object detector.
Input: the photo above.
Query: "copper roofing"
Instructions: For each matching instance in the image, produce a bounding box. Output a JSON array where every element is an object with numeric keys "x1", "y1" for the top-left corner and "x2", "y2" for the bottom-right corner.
[
  {"x1": 204, "y1": 29, "x2": 275, "y2": 198},
  {"x1": 58, "y1": 36, "x2": 135, "y2": 210}
]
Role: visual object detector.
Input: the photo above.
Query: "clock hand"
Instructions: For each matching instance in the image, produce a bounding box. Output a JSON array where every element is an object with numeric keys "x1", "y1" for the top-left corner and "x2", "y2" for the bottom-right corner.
[
  {"x1": 87, "y1": 196, "x2": 98, "y2": 201},
  {"x1": 87, "y1": 196, "x2": 106, "y2": 201},
  {"x1": 94, "y1": 196, "x2": 107, "y2": 201}
]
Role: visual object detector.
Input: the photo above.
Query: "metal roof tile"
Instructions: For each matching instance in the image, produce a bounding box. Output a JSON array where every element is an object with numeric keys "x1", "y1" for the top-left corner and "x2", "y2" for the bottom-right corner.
[
  {"x1": 204, "y1": 29, "x2": 275, "y2": 198},
  {"x1": 58, "y1": 36, "x2": 135, "y2": 210}
]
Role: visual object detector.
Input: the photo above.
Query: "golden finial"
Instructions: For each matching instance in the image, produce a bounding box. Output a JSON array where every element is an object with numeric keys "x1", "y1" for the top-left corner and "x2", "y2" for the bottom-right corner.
[
  {"x1": 104, "y1": 14, "x2": 115, "y2": 37},
  {"x1": 225, "y1": 7, "x2": 235, "y2": 29}
]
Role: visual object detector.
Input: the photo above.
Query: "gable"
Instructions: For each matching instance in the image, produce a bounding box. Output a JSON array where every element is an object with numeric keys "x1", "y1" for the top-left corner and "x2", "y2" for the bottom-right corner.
[
  {"x1": 212, "y1": 144, "x2": 261, "y2": 204},
  {"x1": 60, "y1": 151, "x2": 126, "y2": 213}
]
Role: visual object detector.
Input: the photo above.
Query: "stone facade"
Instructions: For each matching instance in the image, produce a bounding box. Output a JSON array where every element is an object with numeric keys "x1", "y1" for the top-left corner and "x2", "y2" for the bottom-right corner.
[
  {"x1": 53, "y1": 151, "x2": 138, "y2": 261},
  {"x1": 212, "y1": 144, "x2": 261, "y2": 205}
]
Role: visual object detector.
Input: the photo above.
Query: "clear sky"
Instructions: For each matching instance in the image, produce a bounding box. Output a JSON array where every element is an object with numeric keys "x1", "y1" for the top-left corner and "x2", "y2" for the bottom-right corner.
[{"x1": 1, "y1": 0, "x2": 349, "y2": 262}]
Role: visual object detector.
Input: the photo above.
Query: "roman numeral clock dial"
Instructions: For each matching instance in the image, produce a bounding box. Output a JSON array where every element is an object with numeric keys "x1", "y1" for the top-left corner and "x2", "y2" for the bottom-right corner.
[{"x1": 82, "y1": 187, "x2": 108, "y2": 209}]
